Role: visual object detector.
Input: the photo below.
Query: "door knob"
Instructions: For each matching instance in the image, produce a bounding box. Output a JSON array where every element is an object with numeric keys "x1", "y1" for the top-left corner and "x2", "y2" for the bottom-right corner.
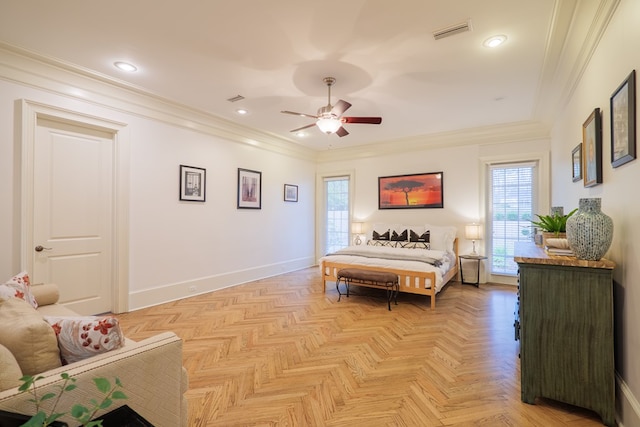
[{"x1": 35, "y1": 245, "x2": 52, "y2": 252}]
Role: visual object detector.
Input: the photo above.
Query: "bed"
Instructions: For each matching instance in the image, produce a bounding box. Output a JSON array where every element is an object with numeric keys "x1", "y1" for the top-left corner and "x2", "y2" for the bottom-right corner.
[{"x1": 320, "y1": 224, "x2": 459, "y2": 309}]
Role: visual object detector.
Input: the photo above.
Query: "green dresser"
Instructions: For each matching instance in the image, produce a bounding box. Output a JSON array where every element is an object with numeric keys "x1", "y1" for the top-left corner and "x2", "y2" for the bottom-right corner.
[{"x1": 514, "y1": 243, "x2": 615, "y2": 427}]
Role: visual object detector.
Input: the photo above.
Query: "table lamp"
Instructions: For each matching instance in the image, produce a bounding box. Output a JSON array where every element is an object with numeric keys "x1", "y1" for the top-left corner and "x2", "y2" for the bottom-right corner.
[
  {"x1": 465, "y1": 223, "x2": 482, "y2": 256},
  {"x1": 352, "y1": 222, "x2": 364, "y2": 245}
]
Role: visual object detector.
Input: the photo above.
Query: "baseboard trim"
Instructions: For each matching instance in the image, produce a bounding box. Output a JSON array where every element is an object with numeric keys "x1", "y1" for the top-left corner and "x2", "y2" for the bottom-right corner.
[
  {"x1": 617, "y1": 372, "x2": 640, "y2": 427},
  {"x1": 128, "y1": 257, "x2": 315, "y2": 311}
]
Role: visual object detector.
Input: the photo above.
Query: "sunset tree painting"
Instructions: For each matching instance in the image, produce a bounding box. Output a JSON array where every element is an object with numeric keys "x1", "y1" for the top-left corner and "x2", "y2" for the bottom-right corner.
[{"x1": 378, "y1": 172, "x2": 443, "y2": 209}]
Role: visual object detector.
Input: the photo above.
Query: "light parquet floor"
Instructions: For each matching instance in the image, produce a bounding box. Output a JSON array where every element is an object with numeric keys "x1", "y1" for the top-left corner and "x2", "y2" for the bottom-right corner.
[{"x1": 116, "y1": 267, "x2": 605, "y2": 426}]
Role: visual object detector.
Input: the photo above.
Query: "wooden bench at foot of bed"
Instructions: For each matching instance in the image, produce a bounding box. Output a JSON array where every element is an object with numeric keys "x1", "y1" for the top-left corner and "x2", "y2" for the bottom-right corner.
[
  {"x1": 321, "y1": 257, "x2": 458, "y2": 310},
  {"x1": 336, "y1": 268, "x2": 400, "y2": 311}
]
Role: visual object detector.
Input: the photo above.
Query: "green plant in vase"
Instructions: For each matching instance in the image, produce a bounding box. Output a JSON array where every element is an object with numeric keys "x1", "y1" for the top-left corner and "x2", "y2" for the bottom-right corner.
[{"x1": 531, "y1": 208, "x2": 577, "y2": 236}]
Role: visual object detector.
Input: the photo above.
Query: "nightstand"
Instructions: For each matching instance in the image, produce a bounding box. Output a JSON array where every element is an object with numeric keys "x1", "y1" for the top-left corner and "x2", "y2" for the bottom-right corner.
[{"x1": 459, "y1": 255, "x2": 487, "y2": 287}]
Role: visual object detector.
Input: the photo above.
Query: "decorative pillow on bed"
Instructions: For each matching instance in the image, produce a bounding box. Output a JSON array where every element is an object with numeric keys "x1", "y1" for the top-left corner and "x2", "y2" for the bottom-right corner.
[
  {"x1": 1, "y1": 271, "x2": 38, "y2": 309},
  {"x1": 401, "y1": 241, "x2": 431, "y2": 250},
  {"x1": 44, "y1": 315, "x2": 125, "y2": 364},
  {"x1": 424, "y1": 224, "x2": 457, "y2": 252},
  {"x1": 409, "y1": 229, "x2": 430, "y2": 243},
  {"x1": 372, "y1": 228, "x2": 390, "y2": 240},
  {"x1": 391, "y1": 229, "x2": 408, "y2": 241},
  {"x1": 367, "y1": 240, "x2": 400, "y2": 248}
]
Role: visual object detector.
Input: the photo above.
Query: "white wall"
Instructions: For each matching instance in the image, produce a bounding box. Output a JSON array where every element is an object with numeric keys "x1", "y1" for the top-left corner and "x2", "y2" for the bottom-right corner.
[
  {"x1": 317, "y1": 137, "x2": 551, "y2": 270},
  {"x1": 550, "y1": 0, "x2": 640, "y2": 425},
  {"x1": 127, "y1": 119, "x2": 317, "y2": 307},
  {"x1": 0, "y1": 52, "x2": 317, "y2": 311}
]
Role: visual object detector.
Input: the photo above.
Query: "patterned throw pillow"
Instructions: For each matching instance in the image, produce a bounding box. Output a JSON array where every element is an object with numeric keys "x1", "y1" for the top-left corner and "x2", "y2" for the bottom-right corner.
[
  {"x1": 372, "y1": 230, "x2": 390, "y2": 240},
  {"x1": 0, "y1": 271, "x2": 38, "y2": 308},
  {"x1": 401, "y1": 241, "x2": 431, "y2": 250},
  {"x1": 367, "y1": 240, "x2": 400, "y2": 248},
  {"x1": 391, "y1": 229, "x2": 408, "y2": 241},
  {"x1": 44, "y1": 316, "x2": 125, "y2": 364},
  {"x1": 410, "y1": 230, "x2": 430, "y2": 243}
]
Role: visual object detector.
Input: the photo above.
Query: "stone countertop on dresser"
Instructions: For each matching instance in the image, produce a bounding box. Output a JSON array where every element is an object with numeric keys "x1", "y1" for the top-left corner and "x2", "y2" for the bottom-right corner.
[{"x1": 514, "y1": 242, "x2": 615, "y2": 269}]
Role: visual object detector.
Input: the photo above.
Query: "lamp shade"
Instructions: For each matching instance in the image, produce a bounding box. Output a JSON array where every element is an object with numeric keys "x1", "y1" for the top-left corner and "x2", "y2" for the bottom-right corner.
[
  {"x1": 465, "y1": 224, "x2": 482, "y2": 240},
  {"x1": 316, "y1": 117, "x2": 342, "y2": 134},
  {"x1": 351, "y1": 222, "x2": 363, "y2": 234}
]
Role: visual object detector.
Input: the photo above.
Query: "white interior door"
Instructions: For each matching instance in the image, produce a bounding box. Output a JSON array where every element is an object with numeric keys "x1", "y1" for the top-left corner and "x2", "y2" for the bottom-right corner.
[{"x1": 32, "y1": 116, "x2": 114, "y2": 315}]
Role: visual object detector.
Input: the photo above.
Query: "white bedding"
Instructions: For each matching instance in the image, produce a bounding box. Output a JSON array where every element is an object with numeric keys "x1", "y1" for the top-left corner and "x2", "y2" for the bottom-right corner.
[{"x1": 320, "y1": 245, "x2": 455, "y2": 292}]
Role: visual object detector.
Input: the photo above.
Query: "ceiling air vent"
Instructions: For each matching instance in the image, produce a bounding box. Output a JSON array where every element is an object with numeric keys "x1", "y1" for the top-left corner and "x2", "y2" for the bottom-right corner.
[
  {"x1": 226, "y1": 95, "x2": 245, "y2": 102},
  {"x1": 432, "y1": 19, "x2": 472, "y2": 40}
]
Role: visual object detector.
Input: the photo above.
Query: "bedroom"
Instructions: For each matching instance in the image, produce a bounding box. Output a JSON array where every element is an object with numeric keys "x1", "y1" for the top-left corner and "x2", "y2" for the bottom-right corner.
[{"x1": 0, "y1": 0, "x2": 639, "y2": 426}]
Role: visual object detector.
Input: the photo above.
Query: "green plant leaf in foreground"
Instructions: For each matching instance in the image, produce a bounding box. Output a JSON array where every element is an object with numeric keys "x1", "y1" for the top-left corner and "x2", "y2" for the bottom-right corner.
[{"x1": 18, "y1": 373, "x2": 127, "y2": 427}]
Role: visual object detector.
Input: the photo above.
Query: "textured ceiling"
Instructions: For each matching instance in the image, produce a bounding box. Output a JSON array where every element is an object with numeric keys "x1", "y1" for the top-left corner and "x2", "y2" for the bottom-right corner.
[{"x1": 0, "y1": 1, "x2": 596, "y2": 151}]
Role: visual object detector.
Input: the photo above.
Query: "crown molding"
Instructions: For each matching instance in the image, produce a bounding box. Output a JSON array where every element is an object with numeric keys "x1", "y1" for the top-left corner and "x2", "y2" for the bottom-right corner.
[
  {"x1": 0, "y1": 42, "x2": 317, "y2": 161},
  {"x1": 316, "y1": 120, "x2": 551, "y2": 163},
  {"x1": 534, "y1": 0, "x2": 621, "y2": 126}
]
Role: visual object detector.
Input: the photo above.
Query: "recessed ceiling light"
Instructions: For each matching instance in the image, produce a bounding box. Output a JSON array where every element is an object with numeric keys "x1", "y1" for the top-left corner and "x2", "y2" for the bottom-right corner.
[
  {"x1": 483, "y1": 35, "x2": 507, "y2": 48},
  {"x1": 296, "y1": 131, "x2": 306, "y2": 137},
  {"x1": 113, "y1": 61, "x2": 138, "y2": 72},
  {"x1": 236, "y1": 108, "x2": 248, "y2": 115}
]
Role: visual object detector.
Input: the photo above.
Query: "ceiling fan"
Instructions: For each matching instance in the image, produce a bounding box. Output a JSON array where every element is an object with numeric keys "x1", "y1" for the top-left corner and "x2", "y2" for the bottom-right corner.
[{"x1": 281, "y1": 77, "x2": 382, "y2": 137}]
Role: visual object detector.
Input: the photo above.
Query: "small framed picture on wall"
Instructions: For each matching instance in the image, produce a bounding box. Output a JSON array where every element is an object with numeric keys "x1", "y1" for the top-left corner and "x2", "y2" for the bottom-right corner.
[
  {"x1": 571, "y1": 143, "x2": 582, "y2": 182},
  {"x1": 582, "y1": 108, "x2": 603, "y2": 187},
  {"x1": 179, "y1": 165, "x2": 206, "y2": 202},
  {"x1": 237, "y1": 168, "x2": 262, "y2": 209},
  {"x1": 284, "y1": 184, "x2": 298, "y2": 202},
  {"x1": 610, "y1": 70, "x2": 636, "y2": 168}
]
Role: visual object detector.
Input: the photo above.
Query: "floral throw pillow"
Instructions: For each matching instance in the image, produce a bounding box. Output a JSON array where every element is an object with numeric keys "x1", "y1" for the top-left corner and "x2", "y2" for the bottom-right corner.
[
  {"x1": 0, "y1": 271, "x2": 38, "y2": 308},
  {"x1": 44, "y1": 315, "x2": 125, "y2": 364}
]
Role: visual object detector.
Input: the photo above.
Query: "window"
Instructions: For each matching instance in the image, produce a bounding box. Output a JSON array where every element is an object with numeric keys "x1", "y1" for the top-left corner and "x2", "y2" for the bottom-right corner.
[
  {"x1": 324, "y1": 176, "x2": 350, "y2": 254},
  {"x1": 489, "y1": 162, "x2": 536, "y2": 275}
]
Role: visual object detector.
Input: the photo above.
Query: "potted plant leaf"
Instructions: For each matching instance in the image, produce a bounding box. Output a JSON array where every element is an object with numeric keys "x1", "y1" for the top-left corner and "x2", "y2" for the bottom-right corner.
[
  {"x1": 531, "y1": 208, "x2": 577, "y2": 246},
  {"x1": 16, "y1": 373, "x2": 127, "y2": 427}
]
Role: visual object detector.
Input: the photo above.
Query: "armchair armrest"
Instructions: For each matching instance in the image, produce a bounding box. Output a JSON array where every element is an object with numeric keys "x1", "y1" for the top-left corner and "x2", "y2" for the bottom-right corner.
[{"x1": 0, "y1": 332, "x2": 187, "y2": 426}]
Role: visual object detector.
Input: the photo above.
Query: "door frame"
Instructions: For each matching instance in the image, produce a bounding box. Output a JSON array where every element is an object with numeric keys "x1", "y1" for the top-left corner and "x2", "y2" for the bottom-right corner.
[
  {"x1": 315, "y1": 170, "x2": 355, "y2": 262},
  {"x1": 479, "y1": 151, "x2": 550, "y2": 286},
  {"x1": 19, "y1": 99, "x2": 130, "y2": 313}
]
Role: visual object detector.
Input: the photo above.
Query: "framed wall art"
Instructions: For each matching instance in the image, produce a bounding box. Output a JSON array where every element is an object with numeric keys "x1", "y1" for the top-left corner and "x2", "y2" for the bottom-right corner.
[
  {"x1": 572, "y1": 143, "x2": 582, "y2": 182},
  {"x1": 179, "y1": 165, "x2": 206, "y2": 202},
  {"x1": 284, "y1": 184, "x2": 298, "y2": 202},
  {"x1": 378, "y1": 171, "x2": 444, "y2": 209},
  {"x1": 237, "y1": 168, "x2": 262, "y2": 209},
  {"x1": 582, "y1": 108, "x2": 603, "y2": 187},
  {"x1": 610, "y1": 70, "x2": 636, "y2": 168}
]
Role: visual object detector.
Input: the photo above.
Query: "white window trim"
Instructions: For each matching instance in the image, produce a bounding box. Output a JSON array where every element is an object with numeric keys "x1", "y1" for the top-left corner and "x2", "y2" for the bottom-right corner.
[{"x1": 479, "y1": 151, "x2": 550, "y2": 285}]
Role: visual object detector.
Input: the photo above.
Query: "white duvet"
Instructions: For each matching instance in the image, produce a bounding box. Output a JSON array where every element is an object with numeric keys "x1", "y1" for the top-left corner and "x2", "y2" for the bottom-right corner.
[{"x1": 320, "y1": 245, "x2": 455, "y2": 292}]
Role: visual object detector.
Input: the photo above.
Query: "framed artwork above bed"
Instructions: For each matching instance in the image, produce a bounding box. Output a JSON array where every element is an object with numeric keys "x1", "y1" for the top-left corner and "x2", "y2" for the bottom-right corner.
[{"x1": 378, "y1": 172, "x2": 444, "y2": 209}]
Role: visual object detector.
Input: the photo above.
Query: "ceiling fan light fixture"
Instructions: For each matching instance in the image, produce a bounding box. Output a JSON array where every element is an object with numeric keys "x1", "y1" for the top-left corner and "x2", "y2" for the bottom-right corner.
[{"x1": 316, "y1": 117, "x2": 342, "y2": 134}]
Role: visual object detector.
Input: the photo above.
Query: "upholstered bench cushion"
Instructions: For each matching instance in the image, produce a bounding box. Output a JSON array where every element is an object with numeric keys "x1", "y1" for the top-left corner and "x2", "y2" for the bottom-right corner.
[{"x1": 337, "y1": 268, "x2": 398, "y2": 284}]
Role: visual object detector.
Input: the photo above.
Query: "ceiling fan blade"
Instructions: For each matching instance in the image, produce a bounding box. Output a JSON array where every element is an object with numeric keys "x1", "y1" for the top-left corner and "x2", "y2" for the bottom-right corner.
[
  {"x1": 289, "y1": 123, "x2": 317, "y2": 133},
  {"x1": 336, "y1": 126, "x2": 349, "y2": 137},
  {"x1": 331, "y1": 100, "x2": 352, "y2": 116},
  {"x1": 342, "y1": 116, "x2": 382, "y2": 124},
  {"x1": 281, "y1": 110, "x2": 318, "y2": 119}
]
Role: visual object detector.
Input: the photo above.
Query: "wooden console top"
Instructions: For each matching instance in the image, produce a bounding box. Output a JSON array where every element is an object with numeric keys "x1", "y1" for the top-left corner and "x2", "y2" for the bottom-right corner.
[{"x1": 514, "y1": 242, "x2": 615, "y2": 269}]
